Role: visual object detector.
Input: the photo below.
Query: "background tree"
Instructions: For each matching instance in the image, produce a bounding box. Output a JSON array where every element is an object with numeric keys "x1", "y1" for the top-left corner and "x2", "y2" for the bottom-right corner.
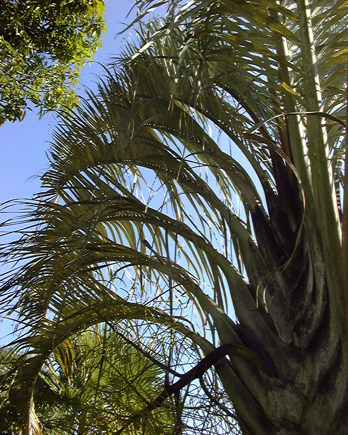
[
  {"x1": 0, "y1": 327, "x2": 173, "y2": 434},
  {"x1": 0, "y1": 347, "x2": 23, "y2": 434},
  {"x1": 0, "y1": 0, "x2": 105, "y2": 124},
  {"x1": 1, "y1": 0, "x2": 348, "y2": 434}
]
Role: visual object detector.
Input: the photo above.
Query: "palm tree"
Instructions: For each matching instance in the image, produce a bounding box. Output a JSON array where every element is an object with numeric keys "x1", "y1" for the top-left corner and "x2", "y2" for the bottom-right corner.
[
  {"x1": 1, "y1": 0, "x2": 347, "y2": 433},
  {"x1": 36, "y1": 327, "x2": 173, "y2": 434},
  {"x1": 0, "y1": 328, "x2": 173, "y2": 434}
]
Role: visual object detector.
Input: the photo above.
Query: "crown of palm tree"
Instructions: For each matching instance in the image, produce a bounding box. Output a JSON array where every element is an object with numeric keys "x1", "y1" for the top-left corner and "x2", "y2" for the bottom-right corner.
[{"x1": 1, "y1": 1, "x2": 347, "y2": 434}]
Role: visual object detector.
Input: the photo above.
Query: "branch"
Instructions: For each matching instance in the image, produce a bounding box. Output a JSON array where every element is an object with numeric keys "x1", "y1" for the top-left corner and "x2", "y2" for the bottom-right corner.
[
  {"x1": 113, "y1": 343, "x2": 261, "y2": 434},
  {"x1": 106, "y1": 323, "x2": 183, "y2": 378}
]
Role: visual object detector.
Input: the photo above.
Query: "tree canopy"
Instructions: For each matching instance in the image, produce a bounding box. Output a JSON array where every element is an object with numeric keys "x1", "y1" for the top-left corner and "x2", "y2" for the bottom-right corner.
[
  {"x1": 0, "y1": 328, "x2": 172, "y2": 434},
  {"x1": 1, "y1": 0, "x2": 348, "y2": 434},
  {"x1": 0, "y1": 0, "x2": 105, "y2": 124}
]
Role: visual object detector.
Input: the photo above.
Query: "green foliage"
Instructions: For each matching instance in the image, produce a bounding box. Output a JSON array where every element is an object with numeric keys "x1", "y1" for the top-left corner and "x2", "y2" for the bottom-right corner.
[
  {"x1": 0, "y1": 0, "x2": 106, "y2": 124},
  {"x1": 0, "y1": 329, "x2": 172, "y2": 434},
  {"x1": 0, "y1": 347, "x2": 23, "y2": 434}
]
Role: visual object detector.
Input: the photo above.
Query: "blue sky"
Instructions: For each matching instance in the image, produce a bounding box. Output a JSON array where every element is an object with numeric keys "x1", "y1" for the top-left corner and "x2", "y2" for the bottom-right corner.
[
  {"x1": 0, "y1": 0, "x2": 137, "y2": 205},
  {"x1": 0, "y1": 0, "x2": 139, "y2": 343}
]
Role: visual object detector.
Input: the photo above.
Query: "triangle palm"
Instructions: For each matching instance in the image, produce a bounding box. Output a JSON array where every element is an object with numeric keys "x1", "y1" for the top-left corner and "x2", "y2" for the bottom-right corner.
[{"x1": 1, "y1": 1, "x2": 347, "y2": 434}]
